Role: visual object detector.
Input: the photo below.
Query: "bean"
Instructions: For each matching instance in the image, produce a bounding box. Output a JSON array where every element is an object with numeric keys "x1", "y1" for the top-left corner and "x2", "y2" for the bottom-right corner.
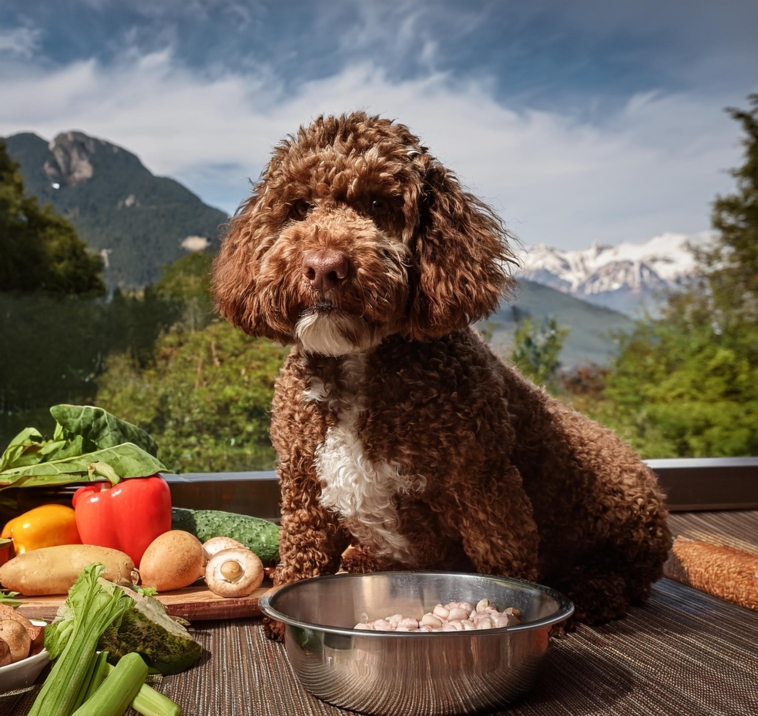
[
  {"x1": 447, "y1": 607, "x2": 469, "y2": 621},
  {"x1": 421, "y1": 613, "x2": 443, "y2": 628},
  {"x1": 353, "y1": 597, "x2": 521, "y2": 632}
]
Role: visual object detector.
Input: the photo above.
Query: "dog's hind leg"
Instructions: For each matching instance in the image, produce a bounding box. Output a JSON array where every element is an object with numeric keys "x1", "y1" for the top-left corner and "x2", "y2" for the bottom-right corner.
[
  {"x1": 436, "y1": 465, "x2": 541, "y2": 581},
  {"x1": 545, "y1": 550, "x2": 667, "y2": 626},
  {"x1": 548, "y1": 566, "x2": 636, "y2": 626}
]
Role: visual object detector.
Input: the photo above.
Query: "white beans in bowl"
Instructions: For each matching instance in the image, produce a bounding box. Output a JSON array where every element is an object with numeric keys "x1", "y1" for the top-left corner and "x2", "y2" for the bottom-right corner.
[{"x1": 354, "y1": 599, "x2": 521, "y2": 632}]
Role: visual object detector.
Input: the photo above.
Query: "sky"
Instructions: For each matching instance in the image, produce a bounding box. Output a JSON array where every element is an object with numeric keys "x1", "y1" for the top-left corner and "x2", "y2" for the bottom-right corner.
[{"x1": 1, "y1": 0, "x2": 756, "y2": 250}]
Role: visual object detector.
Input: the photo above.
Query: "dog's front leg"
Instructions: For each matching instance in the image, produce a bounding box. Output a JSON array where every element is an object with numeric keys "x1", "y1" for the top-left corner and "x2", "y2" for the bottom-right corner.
[
  {"x1": 439, "y1": 465, "x2": 540, "y2": 581},
  {"x1": 265, "y1": 457, "x2": 349, "y2": 640},
  {"x1": 273, "y1": 470, "x2": 348, "y2": 584}
]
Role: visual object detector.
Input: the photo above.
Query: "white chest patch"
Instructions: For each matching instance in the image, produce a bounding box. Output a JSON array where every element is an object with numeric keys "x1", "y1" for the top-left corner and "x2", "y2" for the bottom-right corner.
[{"x1": 306, "y1": 355, "x2": 422, "y2": 563}]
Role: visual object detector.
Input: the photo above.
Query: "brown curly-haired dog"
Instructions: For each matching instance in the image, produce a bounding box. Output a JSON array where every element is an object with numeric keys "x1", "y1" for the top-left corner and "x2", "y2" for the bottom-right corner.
[{"x1": 212, "y1": 112, "x2": 671, "y2": 640}]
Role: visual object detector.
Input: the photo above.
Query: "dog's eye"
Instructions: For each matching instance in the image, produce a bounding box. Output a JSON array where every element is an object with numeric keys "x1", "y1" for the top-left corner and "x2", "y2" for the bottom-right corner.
[
  {"x1": 291, "y1": 199, "x2": 312, "y2": 220},
  {"x1": 370, "y1": 198, "x2": 390, "y2": 216}
]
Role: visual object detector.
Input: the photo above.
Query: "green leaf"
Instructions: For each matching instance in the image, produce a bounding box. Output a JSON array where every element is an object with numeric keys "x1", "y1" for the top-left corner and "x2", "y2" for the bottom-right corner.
[
  {"x1": 50, "y1": 404, "x2": 159, "y2": 457},
  {"x1": 0, "y1": 443, "x2": 166, "y2": 490},
  {"x1": 0, "y1": 427, "x2": 46, "y2": 471},
  {"x1": 41, "y1": 435, "x2": 92, "y2": 463}
]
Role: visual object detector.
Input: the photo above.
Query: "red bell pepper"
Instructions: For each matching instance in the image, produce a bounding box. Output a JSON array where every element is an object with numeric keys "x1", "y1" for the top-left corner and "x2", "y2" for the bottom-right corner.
[{"x1": 72, "y1": 475, "x2": 172, "y2": 567}]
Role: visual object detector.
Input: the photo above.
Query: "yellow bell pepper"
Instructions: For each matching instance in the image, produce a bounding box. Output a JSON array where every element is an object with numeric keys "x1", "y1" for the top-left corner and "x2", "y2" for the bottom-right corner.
[{"x1": 1, "y1": 504, "x2": 81, "y2": 555}]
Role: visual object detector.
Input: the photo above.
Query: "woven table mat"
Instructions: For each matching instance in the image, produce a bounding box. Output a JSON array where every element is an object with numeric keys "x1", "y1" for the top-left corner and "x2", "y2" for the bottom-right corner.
[
  {"x1": 5, "y1": 511, "x2": 758, "y2": 716},
  {"x1": 668, "y1": 510, "x2": 758, "y2": 554}
]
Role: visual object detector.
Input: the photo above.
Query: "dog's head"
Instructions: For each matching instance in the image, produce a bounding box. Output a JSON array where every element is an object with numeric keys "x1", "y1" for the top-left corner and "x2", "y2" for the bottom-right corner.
[{"x1": 212, "y1": 112, "x2": 516, "y2": 356}]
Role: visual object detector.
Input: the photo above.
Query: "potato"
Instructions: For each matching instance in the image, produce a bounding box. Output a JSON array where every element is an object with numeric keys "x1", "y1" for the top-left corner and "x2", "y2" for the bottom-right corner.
[
  {"x1": 0, "y1": 620, "x2": 30, "y2": 662},
  {"x1": 139, "y1": 530, "x2": 205, "y2": 592},
  {"x1": 0, "y1": 544, "x2": 135, "y2": 596}
]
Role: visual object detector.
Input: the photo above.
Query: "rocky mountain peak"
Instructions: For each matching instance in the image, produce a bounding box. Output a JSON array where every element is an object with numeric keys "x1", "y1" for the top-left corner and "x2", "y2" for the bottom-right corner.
[
  {"x1": 516, "y1": 232, "x2": 714, "y2": 315},
  {"x1": 43, "y1": 131, "x2": 103, "y2": 185},
  {"x1": 4, "y1": 129, "x2": 228, "y2": 290},
  {"x1": 41, "y1": 131, "x2": 146, "y2": 188}
]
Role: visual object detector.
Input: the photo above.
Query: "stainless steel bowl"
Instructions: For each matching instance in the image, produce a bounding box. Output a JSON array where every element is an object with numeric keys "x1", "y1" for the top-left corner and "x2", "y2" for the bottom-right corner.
[{"x1": 259, "y1": 571, "x2": 573, "y2": 716}]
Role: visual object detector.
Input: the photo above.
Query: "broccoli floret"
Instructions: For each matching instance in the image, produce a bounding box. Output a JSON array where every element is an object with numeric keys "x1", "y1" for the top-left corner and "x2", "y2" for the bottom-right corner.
[{"x1": 97, "y1": 581, "x2": 203, "y2": 675}]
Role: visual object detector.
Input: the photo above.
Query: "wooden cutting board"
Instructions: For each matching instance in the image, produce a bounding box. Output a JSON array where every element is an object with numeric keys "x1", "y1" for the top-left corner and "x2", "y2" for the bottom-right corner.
[{"x1": 15, "y1": 581, "x2": 274, "y2": 622}]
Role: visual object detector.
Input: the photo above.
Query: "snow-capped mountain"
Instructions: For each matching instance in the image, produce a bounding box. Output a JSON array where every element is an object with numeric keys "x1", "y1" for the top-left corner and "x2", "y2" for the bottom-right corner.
[{"x1": 516, "y1": 232, "x2": 713, "y2": 315}]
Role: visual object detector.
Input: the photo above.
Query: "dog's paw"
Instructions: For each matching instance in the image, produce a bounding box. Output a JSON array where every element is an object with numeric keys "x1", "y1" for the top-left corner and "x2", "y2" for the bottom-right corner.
[{"x1": 263, "y1": 616, "x2": 286, "y2": 642}]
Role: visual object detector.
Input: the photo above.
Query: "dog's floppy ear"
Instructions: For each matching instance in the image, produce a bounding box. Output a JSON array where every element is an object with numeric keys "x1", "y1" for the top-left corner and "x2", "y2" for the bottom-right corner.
[
  {"x1": 407, "y1": 159, "x2": 517, "y2": 340},
  {"x1": 211, "y1": 194, "x2": 284, "y2": 341}
]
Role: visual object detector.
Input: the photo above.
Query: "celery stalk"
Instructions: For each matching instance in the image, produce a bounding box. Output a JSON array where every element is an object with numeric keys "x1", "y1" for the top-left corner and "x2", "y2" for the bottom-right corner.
[
  {"x1": 71, "y1": 650, "x2": 102, "y2": 712},
  {"x1": 28, "y1": 565, "x2": 132, "y2": 716},
  {"x1": 103, "y1": 663, "x2": 181, "y2": 716},
  {"x1": 72, "y1": 652, "x2": 148, "y2": 716},
  {"x1": 83, "y1": 650, "x2": 111, "y2": 703}
]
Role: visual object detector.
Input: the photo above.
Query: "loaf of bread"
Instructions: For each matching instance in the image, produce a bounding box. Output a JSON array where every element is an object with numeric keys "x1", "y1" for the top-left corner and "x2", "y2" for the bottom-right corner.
[{"x1": 664, "y1": 536, "x2": 758, "y2": 611}]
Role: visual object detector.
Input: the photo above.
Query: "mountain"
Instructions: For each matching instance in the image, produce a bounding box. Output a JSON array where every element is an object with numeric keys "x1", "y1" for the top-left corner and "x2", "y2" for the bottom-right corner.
[
  {"x1": 516, "y1": 232, "x2": 713, "y2": 315},
  {"x1": 479, "y1": 279, "x2": 634, "y2": 369},
  {"x1": 4, "y1": 131, "x2": 228, "y2": 290}
]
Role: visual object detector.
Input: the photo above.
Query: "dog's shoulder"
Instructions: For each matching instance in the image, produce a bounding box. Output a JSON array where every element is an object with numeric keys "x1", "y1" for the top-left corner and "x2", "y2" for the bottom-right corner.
[{"x1": 367, "y1": 327, "x2": 506, "y2": 396}]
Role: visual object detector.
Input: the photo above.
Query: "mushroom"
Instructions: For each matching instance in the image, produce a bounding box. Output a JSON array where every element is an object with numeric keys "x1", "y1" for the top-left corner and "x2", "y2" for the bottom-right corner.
[
  {"x1": 202, "y1": 536, "x2": 247, "y2": 560},
  {"x1": 0, "y1": 639, "x2": 11, "y2": 667},
  {"x1": 205, "y1": 548, "x2": 263, "y2": 598},
  {"x1": 0, "y1": 620, "x2": 30, "y2": 663}
]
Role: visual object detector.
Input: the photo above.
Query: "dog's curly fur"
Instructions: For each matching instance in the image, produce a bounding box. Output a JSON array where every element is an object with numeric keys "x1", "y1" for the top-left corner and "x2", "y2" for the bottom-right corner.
[{"x1": 212, "y1": 112, "x2": 672, "y2": 639}]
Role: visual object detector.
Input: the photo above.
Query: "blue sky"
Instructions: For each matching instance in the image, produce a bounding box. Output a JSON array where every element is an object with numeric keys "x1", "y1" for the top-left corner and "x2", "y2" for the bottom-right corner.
[{"x1": 1, "y1": 0, "x2": 756, "y2": 249}]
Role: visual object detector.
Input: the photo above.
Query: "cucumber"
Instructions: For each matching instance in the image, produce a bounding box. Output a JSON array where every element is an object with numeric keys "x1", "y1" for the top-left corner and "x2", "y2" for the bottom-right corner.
[{"x1": 171, "y1": 508, "x2": 280, "y2": 565}]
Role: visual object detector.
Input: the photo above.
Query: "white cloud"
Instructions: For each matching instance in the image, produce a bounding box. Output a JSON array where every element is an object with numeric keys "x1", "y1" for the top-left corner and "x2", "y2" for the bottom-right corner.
[
  {"x1": 0, "y1": 26, "x2": 43, "y2": 59},
  {"x1": 0, "y1": 48, "x2": 750, "y2": 249}
]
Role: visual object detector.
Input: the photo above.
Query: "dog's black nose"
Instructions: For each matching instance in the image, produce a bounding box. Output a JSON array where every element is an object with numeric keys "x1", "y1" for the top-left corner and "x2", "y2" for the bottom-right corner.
[{"x1": 302, "y1": 249, "x2": 349, "y2": 292}]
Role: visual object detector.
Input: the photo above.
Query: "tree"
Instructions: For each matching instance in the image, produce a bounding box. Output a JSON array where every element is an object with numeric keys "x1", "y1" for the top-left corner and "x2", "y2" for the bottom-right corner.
[
  {"x1": 93, "y1": 247, "x2": 290, "y2": 473},
  {"x1": 510, "y1": 316, "x2": 569, "y2": 393},
  {"x1": 598, "y1": 96, "x2": 758, "y2": 457},
  {"x1": 0, "y1": 140, "x2": 104, "y2": 295},
  {"x1": 96, "y1": 320, "x2": 289, "y2": 473},
  {"x1": 152, "y1": 251, "x2": 216, "y2": 332},
  {"x1": 706, "y1": 94, "x2": 758, "y2": 330}
]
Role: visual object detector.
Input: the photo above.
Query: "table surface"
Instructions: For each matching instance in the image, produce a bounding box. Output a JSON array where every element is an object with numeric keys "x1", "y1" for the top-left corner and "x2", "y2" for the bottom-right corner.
[{"x1": 5, "y1": 511, "x2": 758, "y2": 716}]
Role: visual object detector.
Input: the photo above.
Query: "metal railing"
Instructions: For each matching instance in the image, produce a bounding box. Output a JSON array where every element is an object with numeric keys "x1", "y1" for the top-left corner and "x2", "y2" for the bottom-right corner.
[{"x1": 163, "y1": 457, "x2": 758, "y2": 519}]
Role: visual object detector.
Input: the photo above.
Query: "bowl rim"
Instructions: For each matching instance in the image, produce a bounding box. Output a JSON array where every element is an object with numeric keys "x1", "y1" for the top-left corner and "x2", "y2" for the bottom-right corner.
[{"x1": 259, "y1": 571, "x2": 574, "y2": 638}]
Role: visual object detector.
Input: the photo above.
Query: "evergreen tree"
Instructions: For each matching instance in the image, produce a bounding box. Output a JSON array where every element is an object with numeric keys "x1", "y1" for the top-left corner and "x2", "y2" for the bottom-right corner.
[
  {"x1": 0, "y1": 140, "x2": 104, "y2": 295},
  {"x1": 599, "y1": 96, "x2": 758, "y2": 457}
]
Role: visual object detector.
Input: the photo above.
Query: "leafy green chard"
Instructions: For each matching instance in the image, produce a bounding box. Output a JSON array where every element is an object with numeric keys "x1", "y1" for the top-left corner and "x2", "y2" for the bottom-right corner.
[
  {"x1": 0, "y1": 404, "x2": 166, "y2": 490},
  {"x1": 51, "y1": 404, "x2": 159, "y2": 456}
]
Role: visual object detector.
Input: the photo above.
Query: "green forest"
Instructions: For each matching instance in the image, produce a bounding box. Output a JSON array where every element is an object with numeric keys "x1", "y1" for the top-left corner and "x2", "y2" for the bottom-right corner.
[{"x1": 1, "y1": 96, "x2": 756, "y2": 470}]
